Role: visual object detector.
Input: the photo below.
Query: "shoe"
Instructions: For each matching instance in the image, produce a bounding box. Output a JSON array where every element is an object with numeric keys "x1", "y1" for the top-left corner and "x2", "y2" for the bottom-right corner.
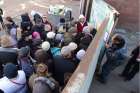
[
  {"x1": 130, "y1": 91, "x2": 136, "y2": 93},
  {"x1": 124, "y1": 77, "x2": 131, "y2": 82},
  {"x1": 118, "y1": 74, "x2": 125, "y2": 77},
  {"x1": 97, "y1": 76, "x2": 107, "y2": 84}
]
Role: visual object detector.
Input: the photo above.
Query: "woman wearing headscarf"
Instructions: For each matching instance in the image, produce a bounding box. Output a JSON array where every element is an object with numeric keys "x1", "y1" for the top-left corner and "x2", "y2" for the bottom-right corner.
[{"x1": 76, "y1": 14, "x2": 88, "y2": 33}]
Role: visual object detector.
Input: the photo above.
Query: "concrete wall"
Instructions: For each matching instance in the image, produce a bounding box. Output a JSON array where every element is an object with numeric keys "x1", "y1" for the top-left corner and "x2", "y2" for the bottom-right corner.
[{"x1": 105, "y1": 0, "x2": 139, "y2": 31}]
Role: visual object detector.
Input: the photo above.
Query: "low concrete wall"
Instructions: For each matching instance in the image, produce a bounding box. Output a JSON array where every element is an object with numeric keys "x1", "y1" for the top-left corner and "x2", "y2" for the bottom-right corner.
[{"x1": 62, "y1": 17, "x2": 110, "y2": 93}]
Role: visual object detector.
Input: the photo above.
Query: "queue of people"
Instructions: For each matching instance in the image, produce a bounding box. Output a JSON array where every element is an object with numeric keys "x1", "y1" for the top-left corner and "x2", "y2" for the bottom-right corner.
[
  {"x1": 0, "y1": 8, "x2": 139, "y2": 93},
  {"x1": 0, "y1": 11, "x2": 97, "y2": 93}
]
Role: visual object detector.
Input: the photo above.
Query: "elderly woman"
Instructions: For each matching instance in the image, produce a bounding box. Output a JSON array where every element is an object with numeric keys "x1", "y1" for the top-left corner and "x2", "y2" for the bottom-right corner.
[{"x1": 76, "y1": 14, "x2": 88, "y2": 33}]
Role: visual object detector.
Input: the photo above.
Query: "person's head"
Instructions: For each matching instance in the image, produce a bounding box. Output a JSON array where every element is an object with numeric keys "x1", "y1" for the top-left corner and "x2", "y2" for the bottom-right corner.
[
  {"x1": 68, "y1": 42, "x2": 78, "y2": 51},
  {"x1": 21, "y1": 32, "x2": 32, "y2": 41},
  {"x1": 3, "y1": 63, "x2": 18, "y2": 79},
  {"x1": 5, "y1": 16, "x2": 14, "y2": 24},
  {"x1": 33, "y1": 39, "x2": 42, "y2": 47},
  {"x1": 36, "y1": 63, "x2": 48, "y2": 76},
  {"x1": 76, "y1": 49, "x2": 86, "y2": 61},
  {"x1": 41, "y1": 41, "x2": 50, "y2": 51},
  {"x1": 21, "y1": 22, "x2": 32, "y2": 31},
  {"x1": 61, "y1": 46, "x2": 72, "y2": 59},
  {"x1": 82, "y1": 26, "x2": 90, "y2": 34},
  {"x1": 79, "y1": 34, "x2": 93, "y2": 49},
  {"x1": 21, "y1": 13, "x2": 30, "y2": 22},
  {"x1": 0, "y1": 35, "x2": 16, "y2": 48},
  {"x1": 34, "y1": 13, "x2": 43, "y2": 24},
  {"x1": 42, "y1": 15, "x2": 48, "y2": 22},
  {"x1": 79, "y1": 14, "x2": 86, "y2": 23},
  {"x1": 18, "y1": 46, "x2": 30, "y2": 58},
  {"x1": 25, "y1": 35, "x2": 32, "y2": 41},
  {"x1": 46, "y1": 32, "x2": 56, "y2": 40},
  {"x1": 32, "y1": 31, "x2": 41, "y2": 40},
  {"x1": 55, "y1": 33, "x2": 64, "y2": 42},
  {"x1": 35, "y1": 49, "x2": 49, "y2": 63},
  {"x1": 111, "y1": 34, "x2": 125, "y2": 49},
  {"x1": 44, "y1": 24, "x2": 52, "y2": 32}
]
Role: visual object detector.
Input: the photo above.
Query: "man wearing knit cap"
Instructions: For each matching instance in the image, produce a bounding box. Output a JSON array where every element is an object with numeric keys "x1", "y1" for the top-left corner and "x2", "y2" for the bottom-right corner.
[
  {"x1": 67, "y1": 42, "x2": 78, "y2": 58},
  {"x1": 46, "y1": 32, "x2": 56, "y2": 47},
  {"x1": 41, "y1": 41, "x2": 53, "y2": 62},
  {"x1": 41, "y1": 41, "x2": 51, "y2": 52},
  {"x1": 0, "y1": 63, "x2": 27, "y2": 93},
  {"x1": 47, "y1": 32, "x2": 56, "y2": 39},
  {"x1": 53, "y1": 46, "x2": 76, "y2": 86},
  {"x1": 68, "y1": 42, "x2": 78, "y2": 51},
  {"x1": 76, "y1": 49, "x2": 86, "y2": 61}
]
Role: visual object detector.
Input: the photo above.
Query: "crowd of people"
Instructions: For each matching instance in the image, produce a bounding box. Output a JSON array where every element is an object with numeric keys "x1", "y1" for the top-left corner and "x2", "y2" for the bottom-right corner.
[
  {"x1": 0, "y1": 8, "x2": 139, "y2": 93},
  {"x1": 0, "y1": 9, "x2": 97, "y2": 93}
]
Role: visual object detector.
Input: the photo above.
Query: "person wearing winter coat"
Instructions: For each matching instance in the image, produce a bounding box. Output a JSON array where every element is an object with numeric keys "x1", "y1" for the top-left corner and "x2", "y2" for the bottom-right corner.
[
  {"x1": 120, "y1": 45, "x2": 140, "y2": 81},
  {"x1": 76, "y1": 15, "x2": 88, "y2": 33},
  {"x1": 0, "y1": 63, "x2": 27, "y2": 93},
  {"x1": 98, "y1": 34, "x2": 127, "y2": 84}
]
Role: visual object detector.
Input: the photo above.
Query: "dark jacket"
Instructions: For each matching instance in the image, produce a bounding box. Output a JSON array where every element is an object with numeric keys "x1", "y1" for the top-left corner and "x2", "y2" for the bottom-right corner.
[
  {"x1": 131, "y1": 46, "x2": 140, "y2": 60},
  {"x1": 21, "y1": 13, "x2": 33, "y2": 31},
  {"x1": 53, "y1": 55, "x2": 76, "y2": 86},
  {"x1": 18, "y1": 38, "x2": 33, "y2": 49}
]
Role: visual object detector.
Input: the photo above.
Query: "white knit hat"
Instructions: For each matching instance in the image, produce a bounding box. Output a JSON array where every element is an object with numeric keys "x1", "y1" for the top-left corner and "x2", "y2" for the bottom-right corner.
[
  {"x1": 76, "y1": 49, "x2": 86, "y2": 60},
  {"x1": 31, "y1": 10, "x2": 37, "y2": 17},
  {"x1": 41, "y1": 41, "x2": 50, "y2": 51},
  {"x1": 31, "y1": 10, "x2": 43, "y2": 17},
  {"x1": 47, "y1": 32, "x2": 56, "y2": 39},
  {"x1": 79, "y1": 14, "x2": 85, "y2": 19},
  {"x1": 82, "y1": 26, "x2": 90, "y2": 34},
  {"x1": 68, "y1": 42, "x2": 78, "y2": 51},
  {"x1": 61, "y1": 46, "x2": 71, "y2": 56}
]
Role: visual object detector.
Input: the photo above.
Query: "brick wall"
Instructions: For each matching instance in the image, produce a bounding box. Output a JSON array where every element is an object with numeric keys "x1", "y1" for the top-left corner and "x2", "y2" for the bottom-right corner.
[{"x1": 105, "y1": 0, "x2": 139, "y2": 31}]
